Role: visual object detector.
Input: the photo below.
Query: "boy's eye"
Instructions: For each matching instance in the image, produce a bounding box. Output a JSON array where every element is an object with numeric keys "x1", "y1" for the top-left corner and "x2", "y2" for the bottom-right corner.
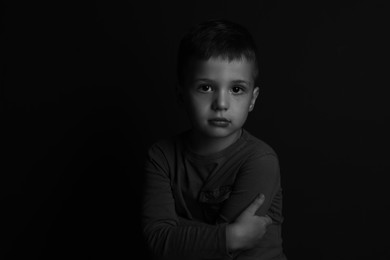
[
  {"x1": 231, "y1": 86, "x2": 244, "y2": 94},
  {"x1": 198, "y1": 85, "x2": 213, "y2": 92}
]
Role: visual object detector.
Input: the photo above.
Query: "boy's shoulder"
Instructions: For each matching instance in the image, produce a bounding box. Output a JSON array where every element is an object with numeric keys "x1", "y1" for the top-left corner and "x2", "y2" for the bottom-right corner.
[
  {"x1": 147, "y1": 131, "x2": 187, "y2": 155},
  {"x1": 241, "y1": 129, "x2": 278, "y2": 158}
]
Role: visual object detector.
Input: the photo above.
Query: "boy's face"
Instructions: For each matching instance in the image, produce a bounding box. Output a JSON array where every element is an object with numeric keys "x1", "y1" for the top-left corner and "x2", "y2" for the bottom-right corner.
[{"x1": 180, "y1": 57, "x2": 259, "y2": 140}]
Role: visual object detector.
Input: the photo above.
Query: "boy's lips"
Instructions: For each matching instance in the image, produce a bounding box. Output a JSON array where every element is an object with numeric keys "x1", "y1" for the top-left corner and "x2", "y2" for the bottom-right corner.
[
  {"x1": 209, "y1": 117, "x2": 230, "y2": 122},
  {"x1": 208, "y1": 117, "x2": 231, "y2": 127}
]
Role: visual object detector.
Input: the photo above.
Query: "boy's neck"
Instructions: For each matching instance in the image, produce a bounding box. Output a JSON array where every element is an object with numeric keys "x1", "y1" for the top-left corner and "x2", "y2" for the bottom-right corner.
[{"x1": 187, "y1": 129, "x2": 242, "y2": 156}]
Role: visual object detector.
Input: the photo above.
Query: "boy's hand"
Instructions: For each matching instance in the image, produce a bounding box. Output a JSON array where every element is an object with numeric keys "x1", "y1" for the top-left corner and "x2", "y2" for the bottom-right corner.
[{"x1": 226, "y1": 194, "x2": 272, "y2": 252}]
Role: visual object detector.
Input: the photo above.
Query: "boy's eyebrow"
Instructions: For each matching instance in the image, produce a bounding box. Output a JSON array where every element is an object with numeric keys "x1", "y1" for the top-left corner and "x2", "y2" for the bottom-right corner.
[
  {"x1": 193, "y1": 78, "x2": 216, "y2": 83},
  {"x1": 193, "y1": 79, "x2": 250, "y2": 85},
  {"x1": 231, "y1": 80, "x2": 250, "y2": 85}
]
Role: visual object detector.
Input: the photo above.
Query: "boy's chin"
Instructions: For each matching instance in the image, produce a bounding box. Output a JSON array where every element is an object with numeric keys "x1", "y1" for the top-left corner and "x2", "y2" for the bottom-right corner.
[{"x1": 197, "y1": 127, "x2": 239, "y2": 139}]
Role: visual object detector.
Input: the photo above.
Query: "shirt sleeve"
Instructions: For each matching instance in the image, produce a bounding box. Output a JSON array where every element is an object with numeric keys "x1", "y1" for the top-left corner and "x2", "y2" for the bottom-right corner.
[
  {"x1": 218, "y1": 152, "x2": 281, "y2": 223},
  {"x1": 142, "y1": 144, "x2": 231, "y2": 259},
  {"x1": 216, "y1": 152, "x2": 283, "y2": 259}
]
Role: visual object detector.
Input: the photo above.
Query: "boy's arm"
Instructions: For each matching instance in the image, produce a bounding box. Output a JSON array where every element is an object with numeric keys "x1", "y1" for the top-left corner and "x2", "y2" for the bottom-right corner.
[
  {"x1": 142, "y1": 164, "x2": 229, "y2": 259},
  {"x1": 218, "y1": 153, "x2": 281, "y2": 223},
  {"x1": 142, "y1": 147, "x2": 271, "y2": 258},
  {"x1": 216, "y1": 153, "x2": 283, "y2": 258}
]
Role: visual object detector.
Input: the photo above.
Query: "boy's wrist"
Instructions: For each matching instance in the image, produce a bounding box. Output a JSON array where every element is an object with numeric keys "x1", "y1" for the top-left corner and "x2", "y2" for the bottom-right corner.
[{"x1": 226, "y1": 223, "x2": 241, "y2": 252}]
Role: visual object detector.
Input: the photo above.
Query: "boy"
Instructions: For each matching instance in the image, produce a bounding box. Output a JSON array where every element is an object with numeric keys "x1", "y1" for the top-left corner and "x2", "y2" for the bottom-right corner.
[{"x1": 142, "y1": 19, "x2": 286, "y2": 259}]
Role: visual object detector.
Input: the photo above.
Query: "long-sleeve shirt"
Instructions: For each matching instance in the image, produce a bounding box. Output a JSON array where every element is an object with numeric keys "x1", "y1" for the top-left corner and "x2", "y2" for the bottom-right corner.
[{"x1": 142, "y1": 129, "x2": 286, "y2": 260}]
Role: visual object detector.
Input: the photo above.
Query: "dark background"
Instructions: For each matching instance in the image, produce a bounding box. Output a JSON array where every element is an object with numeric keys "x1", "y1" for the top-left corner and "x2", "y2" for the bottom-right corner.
[{"x1": 2, "y1": 1, "x2": 389, "y2": 259}]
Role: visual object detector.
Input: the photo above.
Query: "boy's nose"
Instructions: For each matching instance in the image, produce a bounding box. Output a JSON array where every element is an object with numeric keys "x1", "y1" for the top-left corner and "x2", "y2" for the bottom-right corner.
[{"x1": 212, "y1": 91, "x2": 229, "y2": 111}]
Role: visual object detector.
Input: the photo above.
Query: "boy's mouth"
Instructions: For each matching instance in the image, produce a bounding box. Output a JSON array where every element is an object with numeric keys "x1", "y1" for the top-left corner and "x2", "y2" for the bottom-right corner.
[{"x1": 208, "y1": 117, "x2": 230, "y2": 127}]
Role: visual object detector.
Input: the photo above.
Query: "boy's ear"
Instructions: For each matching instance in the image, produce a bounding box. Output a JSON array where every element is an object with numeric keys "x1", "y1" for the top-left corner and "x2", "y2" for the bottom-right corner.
[{"x1": 249, "y1": 86, "x2": 260, "y2": 112}]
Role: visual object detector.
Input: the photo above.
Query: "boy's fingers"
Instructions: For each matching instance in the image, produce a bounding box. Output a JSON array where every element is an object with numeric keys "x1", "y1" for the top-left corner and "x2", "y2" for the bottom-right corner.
[{"x1": 245, "y1": 194, "x2": 265, "y2": 215}]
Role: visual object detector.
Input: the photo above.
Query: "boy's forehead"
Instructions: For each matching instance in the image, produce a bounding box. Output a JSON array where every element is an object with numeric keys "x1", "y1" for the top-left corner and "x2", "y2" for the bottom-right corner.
[{"x1": 187, "y1": 57, "x2": 256, "y2": 83}]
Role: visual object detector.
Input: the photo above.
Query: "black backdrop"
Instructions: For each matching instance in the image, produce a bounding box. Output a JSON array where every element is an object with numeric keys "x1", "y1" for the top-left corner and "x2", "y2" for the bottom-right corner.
[{"x1": 2, "y1": 1, "x2": 389, "y2": 259}]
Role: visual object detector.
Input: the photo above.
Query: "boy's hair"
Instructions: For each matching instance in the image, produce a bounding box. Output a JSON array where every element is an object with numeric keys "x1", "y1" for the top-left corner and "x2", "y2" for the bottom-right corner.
[{"x1": 177, "y1": 19, "x2": 260, "y2": 87}]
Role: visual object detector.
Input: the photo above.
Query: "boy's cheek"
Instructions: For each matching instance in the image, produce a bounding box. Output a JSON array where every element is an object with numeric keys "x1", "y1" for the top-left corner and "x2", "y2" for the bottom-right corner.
[{"x1": 187, "y1": 95, "x2": 209, "y2": 108}]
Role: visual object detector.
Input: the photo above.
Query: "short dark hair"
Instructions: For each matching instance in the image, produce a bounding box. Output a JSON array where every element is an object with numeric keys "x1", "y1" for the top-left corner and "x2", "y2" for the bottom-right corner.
[{"x1": 177, "y1": 19, "x2": 259, "y2": 86}]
